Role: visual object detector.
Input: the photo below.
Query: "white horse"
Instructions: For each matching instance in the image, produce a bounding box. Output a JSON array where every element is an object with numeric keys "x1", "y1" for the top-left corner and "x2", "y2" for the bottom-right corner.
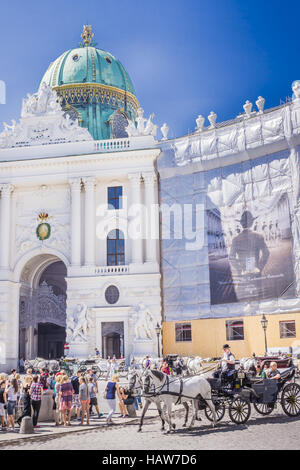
[
  {"x1": 239, "y1": 357, "x2": 257, "y2": 373},
  {"x1": 25, "y1": 358, "x2": 60, "y2": 373},
  {"x1": 128, "y1": 368, "x2": 190, "y2": 432},
  {"x1": 186, "y1": 356, "x2": 204, "y2": 375},
  {"x1": 142, "y1": 369, "x2": 217, "y2": 433}
]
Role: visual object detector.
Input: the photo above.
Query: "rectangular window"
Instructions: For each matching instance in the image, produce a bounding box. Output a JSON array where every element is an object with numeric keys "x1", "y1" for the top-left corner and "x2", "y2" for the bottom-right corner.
[
  {"x1": 175, "y1": 323, "x2": 192, "y2": 342},
  {"x1": 226, "y1": 320, "x2": 244, "y2": 341},
  {"x1": 108, "y1": 186, "x2": 122, "y2": 210},
  {"x1": 280, "y1": 320, "x2": 296, "y2": 338}
]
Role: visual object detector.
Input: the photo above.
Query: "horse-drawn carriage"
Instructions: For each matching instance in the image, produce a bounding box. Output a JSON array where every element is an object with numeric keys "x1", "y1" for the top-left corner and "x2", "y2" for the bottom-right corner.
[
  {"x1": 76, "y1": 358, "x2": 127, "y2": 378},
  {"x1": 204, "y1": 365, "x2": 300, "y2": 424}
]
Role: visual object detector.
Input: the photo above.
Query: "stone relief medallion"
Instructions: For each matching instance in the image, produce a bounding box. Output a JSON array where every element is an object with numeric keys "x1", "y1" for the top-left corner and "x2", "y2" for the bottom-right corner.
[{"x1": 36, "y1": 212, "x2": 51, "y2": 241}]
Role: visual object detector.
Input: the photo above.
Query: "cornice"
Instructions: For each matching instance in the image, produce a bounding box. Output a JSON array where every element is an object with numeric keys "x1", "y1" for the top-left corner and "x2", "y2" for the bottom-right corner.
[{"x1": 0, "y1": 148, "x2": 160, "y2": 176}]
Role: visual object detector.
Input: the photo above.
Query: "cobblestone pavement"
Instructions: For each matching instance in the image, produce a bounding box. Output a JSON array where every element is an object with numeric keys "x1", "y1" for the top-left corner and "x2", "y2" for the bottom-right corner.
[{"x1": 2, "y1": 406, "x2": 300, "y2": 450}]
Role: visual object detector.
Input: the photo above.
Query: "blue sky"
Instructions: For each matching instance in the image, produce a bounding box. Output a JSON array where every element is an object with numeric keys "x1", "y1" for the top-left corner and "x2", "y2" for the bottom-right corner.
[{"x1": 0, "y1": 0, "x2": 299, "y2": 139}]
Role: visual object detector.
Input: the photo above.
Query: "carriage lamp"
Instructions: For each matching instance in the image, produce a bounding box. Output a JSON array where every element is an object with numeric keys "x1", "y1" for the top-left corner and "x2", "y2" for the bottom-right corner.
[
  {"x1": 155, "y1": 323, "x2": 162, "y2": 358},
  {"x1": 261, "y1": 314, "x2": 269, "y2": 356}
]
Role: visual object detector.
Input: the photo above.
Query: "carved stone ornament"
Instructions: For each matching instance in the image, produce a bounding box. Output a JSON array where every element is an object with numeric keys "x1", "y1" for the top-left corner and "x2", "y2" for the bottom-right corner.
[
  {"x1": 292, "y1": 81, "x2": 300, "y2": 101},
  {"x1": 208, "y1": 111, "x2": 217, "y2": 128},
  {"x1": 160, "y1": 123, "x2": 169, "y2": 140},
  {"x1": 125, "y1": 108, "x2": 158, "y2": 137},
  {"x1": 243, "y1": 100, "x2": 253, "y2": 118},
  {"x1": 256, "y1": 96, "x2": 265, "y2": 114},
  {"x1": 195, "y1": 115, "x2": 205, "y2": 132},
  {"x1": 67, "y1": 303, "x2": 93, "y2": 343},
  {"x1": 19, "y1": 281, "x2": 67, "y2": 329},
  {"x1": 133, "y1": 303, "x2": 155, "y2": 341},
  {"x1": 0, "y1": 82, "x2": 93, "y2": 149}
]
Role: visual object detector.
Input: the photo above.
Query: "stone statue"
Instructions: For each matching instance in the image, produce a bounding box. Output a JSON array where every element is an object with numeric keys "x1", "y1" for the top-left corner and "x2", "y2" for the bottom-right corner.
[
  {"x1": 125, "y1": 108, "x2": 158, "y2": 138},
  {"x1": 20, "y1": 82, "x2": 61, "y2": 117},
  {"x1": 72, "y1": 303, "x2": 92, "y2": 343},
  {"x1": 1, "y1": 82, "x2": 92, "y2": 149},
  {"x1": 136, "y1": 108, "x2": 147, "y2": 134},
  {"x1": 21, "y1": 93, "x2": 38, "y2": 116},
  {"x1": 134, "y1": 304, "x2": 154, "y2": 341},
  {"x1": 125, "y1": 120, "x2": 139, "y2": 137},
  {"x1": 161, "y1": 123, "x2": 169, "y2": 140}
]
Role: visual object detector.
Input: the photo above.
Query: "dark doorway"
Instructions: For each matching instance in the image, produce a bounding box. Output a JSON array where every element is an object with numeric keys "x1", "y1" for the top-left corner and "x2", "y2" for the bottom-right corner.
[
  {"x1": 38, "y1": 323, "x2": 65, "y2": 359},
  {"x1": 102, "y1": 322, "x2": 124, "y2": 359},
  {"x1": 106, "y1": 333, "x2": 121, "y2": 358}
]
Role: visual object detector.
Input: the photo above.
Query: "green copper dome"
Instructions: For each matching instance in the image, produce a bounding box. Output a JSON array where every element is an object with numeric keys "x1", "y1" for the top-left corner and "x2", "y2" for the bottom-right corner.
[{"x1": 39, "y1": 26, "x2": 139, "y2": 140}]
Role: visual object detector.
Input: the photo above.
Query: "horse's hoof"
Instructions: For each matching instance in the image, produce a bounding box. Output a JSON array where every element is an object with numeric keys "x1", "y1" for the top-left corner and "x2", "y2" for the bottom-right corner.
[
  {"x1": 137, "y1": 428, "x2": 142, "y2": 433},
  {"x1": 183, "y1": 423, "x2": 186, "y2": 428},
  {"x1": 172, "y1": 423, "x2": 176, "y2": 429}
]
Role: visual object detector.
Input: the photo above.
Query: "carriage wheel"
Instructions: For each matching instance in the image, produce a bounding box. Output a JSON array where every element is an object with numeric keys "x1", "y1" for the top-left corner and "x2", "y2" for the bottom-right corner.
[
  {"x1": 229, "y1": 397, "x2": 251, "y2": 424},
  {"x1": 253, "y1": 402, "x2": 274, "y2": 415},
  {"x1": 281, "y1": 383, "x2": 300, "y2": 417},
  {"x1": 205, "y1": 401, "x2": 225, "y2": 422}
]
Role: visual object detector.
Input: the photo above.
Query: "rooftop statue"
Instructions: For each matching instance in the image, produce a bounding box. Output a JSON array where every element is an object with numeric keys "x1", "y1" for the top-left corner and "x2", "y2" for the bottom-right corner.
[
  {"x1": 292, "y1": 81, "x2": 300, "y2": 100},
  {"x1": 0, "y1": 82, "x2": 92, "y2": 148},
  {"x1": 21, "y1": 82, "x2": 62, "y2": 117},
  {"x1": 125, "y1": 108, "x2": 158, "y2": 138}
]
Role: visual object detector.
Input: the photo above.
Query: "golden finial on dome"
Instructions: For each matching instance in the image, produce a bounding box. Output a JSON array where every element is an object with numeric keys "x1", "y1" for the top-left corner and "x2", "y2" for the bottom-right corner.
[{"x1": 81, "y1": 25, "x2": 94, "y2": 47}]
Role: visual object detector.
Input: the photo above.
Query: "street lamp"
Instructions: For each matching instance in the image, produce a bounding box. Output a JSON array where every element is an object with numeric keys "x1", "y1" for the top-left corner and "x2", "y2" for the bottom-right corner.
[
  {"x1": 155, "y1": 323, "x2": 162, "y2": 358},
  {"x1": 261, "y1": 314, "x2": 268, "y2": 356}
]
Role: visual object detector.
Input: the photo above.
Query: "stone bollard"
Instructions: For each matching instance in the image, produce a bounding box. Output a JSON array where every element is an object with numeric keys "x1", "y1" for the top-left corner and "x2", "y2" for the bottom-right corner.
[
  {"x1": 19, "y1": 416, "x2": 34, "y2": 434},
  {"x1": 127, "y1": 404, "x2": 137, "y2": 418}
]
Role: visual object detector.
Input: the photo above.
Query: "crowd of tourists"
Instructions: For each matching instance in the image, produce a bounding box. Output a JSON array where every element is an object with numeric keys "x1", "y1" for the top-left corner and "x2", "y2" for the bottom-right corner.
[{"x1": 0, "y1": 366, "x2": 141, "y2": 432}]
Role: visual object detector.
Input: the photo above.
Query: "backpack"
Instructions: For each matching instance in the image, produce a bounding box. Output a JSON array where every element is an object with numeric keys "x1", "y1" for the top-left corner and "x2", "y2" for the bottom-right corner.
[
  {"x1": 47, "y1": 376, "x2": 54, "y2": 390},
  {"x1": 40, "y1": 373, "x2": 48, "y2": 390}
]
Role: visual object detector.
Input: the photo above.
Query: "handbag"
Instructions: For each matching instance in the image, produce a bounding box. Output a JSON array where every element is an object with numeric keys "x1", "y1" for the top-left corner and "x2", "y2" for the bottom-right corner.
[
  {"x1": 123, "y1": 397, "x2": 134, "y2": 405},
  {"x1": 103, "y1": 386, "x2": 108, "y2": 399}
]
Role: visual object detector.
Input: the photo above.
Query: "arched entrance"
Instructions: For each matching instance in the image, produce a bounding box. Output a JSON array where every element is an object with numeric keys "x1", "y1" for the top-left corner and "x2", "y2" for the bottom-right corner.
[{"x1": 19, "y1": 255, "x2": 67, "y2": 360}]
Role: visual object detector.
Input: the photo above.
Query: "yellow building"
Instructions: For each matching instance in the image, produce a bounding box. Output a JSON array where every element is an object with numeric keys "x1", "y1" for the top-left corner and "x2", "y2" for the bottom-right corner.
[{"x1": 162, "y1": 313, "x2": 300, "y2": 359}]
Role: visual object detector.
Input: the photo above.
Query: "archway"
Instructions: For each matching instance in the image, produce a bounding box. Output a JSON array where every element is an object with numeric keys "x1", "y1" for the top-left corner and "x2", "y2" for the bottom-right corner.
[{"x1": 19, "y1": 255, "x2": 67, "y2": 360}]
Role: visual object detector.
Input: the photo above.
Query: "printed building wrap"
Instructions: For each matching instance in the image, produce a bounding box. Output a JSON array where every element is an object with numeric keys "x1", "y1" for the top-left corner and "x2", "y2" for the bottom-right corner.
[{"x1": 159, "y1": 93, "x2": 300, "y2": 357}]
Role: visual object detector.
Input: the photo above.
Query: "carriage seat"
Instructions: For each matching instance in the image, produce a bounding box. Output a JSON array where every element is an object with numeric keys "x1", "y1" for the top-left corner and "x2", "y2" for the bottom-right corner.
[
  {"x1": 278, "y1": 366, "x2": 295, "y2": 382},
  {"x1": 247, "y1": 377, "x2": 264, "y2": 384}
]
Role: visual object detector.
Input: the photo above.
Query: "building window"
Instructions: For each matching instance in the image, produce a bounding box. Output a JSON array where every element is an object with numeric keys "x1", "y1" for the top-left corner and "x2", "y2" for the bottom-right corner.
[
  {"x1": 107, "y1": 229, "x2": 125, "y2": 266},
  {"x1": 108, "y1": 186, "x2": 122, "y2": 210},
  {"x1": 111, "y1": 111, "x2": 129, "y2": 138},
  {"x1": 105, "y1": 285, "x2": 120, "y2": 304},
  {"x1": 280, "y1": 320, "x2": 296, "y2": 338},
  {"x1": 175, "y1": 323, "x2": 192, "y2": 342},
  {"x1": 226, "y1": 320, "x2": 244, "y2": 341}
]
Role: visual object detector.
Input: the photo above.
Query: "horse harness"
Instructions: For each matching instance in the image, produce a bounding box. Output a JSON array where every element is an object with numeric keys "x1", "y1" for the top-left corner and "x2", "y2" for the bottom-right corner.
[{"x1": 143, "y1": 374, "x2": 201, "y2": 402}]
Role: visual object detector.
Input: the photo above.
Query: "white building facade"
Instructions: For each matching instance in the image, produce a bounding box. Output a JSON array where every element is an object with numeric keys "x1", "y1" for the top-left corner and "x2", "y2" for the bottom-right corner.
[{"x1": 0, "y1": 81, "x2": 162, "y2": 370}]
